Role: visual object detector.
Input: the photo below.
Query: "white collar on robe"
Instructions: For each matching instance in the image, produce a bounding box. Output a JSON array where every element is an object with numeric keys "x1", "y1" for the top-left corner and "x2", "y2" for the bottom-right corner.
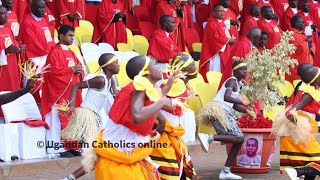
[
  {"x1": 217, "y1": 19, "x2": 223, "y2": 22},
  {"x1": 60, "y1": 44, "x2": 69, "y2": 50},
  {"x1": 313, "y1": 0, "x2": 317, "y2": 4},
  {"x1": 304, "y1": 12, "x2": 309, "y2": 16},
  {"x1": 264, "y1": 19, "x2": 272, "y2": 23},
  {"x1": 250, "y1": 41, "x2": 255, "y2": 50},
  {"x1": 262, "y1": 0, "x2": 269, "y2": 3},
  {"x1": 291, "y1": 8, "x2": 298, "y2": 14},
  {"x1": 253, "y1": 17, "x2": 259, "y2": 20},
  {"x1": 31, "y1": 13, "x2": 42, "y2": 21},
  {"x1": 165, "y1": 32, "x2": 170, "y2": 37}
]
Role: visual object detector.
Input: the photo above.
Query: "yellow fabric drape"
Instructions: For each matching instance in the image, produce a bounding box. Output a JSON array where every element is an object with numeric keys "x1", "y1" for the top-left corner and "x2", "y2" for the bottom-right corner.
[{"x1": 94, "y1": 130, "x2": 159, "y2": 180}]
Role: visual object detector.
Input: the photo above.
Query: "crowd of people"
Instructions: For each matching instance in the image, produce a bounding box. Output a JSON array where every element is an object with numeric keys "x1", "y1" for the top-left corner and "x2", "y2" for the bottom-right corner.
[{"x1": 1, "y1": 0, "x2": 320, "y2": 179}]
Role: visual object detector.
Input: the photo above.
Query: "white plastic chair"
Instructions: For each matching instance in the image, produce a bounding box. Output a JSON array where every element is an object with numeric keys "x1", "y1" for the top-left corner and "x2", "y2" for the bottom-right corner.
[
  {"x1": 80, "y1": 43, "x2": 101, "y2": 64},
  {"x1": 99, "y1": 43, "x2": 115, "y2": 53},
  {"x1": 1, "y1": 92, "x2": 41, "y2": 123},
  {"x1": 123, "y1": 51, "x2": 139, "y2": 61},
  {"x1": 112, "y1": 51, "x2": 127, "y2": 63}
]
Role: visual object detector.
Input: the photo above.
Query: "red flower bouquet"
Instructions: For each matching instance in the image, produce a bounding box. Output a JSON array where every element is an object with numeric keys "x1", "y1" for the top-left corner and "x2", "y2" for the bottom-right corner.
[{"x1": 236, "y1": 115, "x2": 273, "y2": 128}]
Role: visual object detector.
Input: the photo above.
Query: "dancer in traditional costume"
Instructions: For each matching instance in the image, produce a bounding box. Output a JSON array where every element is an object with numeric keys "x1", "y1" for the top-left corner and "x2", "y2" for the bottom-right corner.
[
  {"x1": 150, "y1": 54, "x2": 197, "y2": 180},
  {"x1": 272, "y1": 66, "x2": 320, "y2": 176},
  {"x1": 61, "y1": 53, "x2": 120, "y2": 180},
  {"x1": 198, "y1": 61, "x2": 254, "y2": 180},
  {"x1": 81, "y1": 55, "x2": 179, "y2": 180}
]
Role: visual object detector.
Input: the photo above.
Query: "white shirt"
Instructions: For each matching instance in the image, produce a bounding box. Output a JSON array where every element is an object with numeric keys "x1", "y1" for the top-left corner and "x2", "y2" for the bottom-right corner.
[{"x1": 81, "y1": 74, "x2": 113, "y2": 114}]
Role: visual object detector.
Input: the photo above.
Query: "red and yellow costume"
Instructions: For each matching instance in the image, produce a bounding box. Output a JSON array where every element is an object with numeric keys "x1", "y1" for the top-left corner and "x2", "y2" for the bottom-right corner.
[
  {"x1": 150, "y1": 57, "x2": 197, "y2": 180},
  {"x1": 272, "y1": 81, "x2": 320, "y2": 172}
]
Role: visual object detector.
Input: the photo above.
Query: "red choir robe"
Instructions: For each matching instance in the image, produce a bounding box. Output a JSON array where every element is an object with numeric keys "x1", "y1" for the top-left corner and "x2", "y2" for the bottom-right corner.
[
  {"x1": 155, "y1": 1, "x2": 186, "y2": 51},
  {"x1": 181, "y1": 3, "x2": 193, "y2": 29},
  {"x1": 270, "y1": 0, "x2": 288, "y2": 25},
  {"x1": 297, "y1": 11, "x2": 315, "y2": 26},
  {"x1": 41, "y1": 44, "x2": 82, "y2": 128},
  {"x1": 309, "y1": 0, "x2": 320, "y2": 26},
  {"x1": 59, "y1": 0, "x2": 85, "y2": 27},
  {"x1": 257, "y1": 0, "x2": 274, "y2": 11},
  {"x1": 12, "y1": 0, "x2": 28, "y2": 23},
  {"x1": 193, "y1": 0, "x2": 211, "y2": 40},
  {"x1": 92, "y1": 0, "x2": 127, "y2": 49},
  {"x1": 85, "y1": 1, "x2": 101, "y2": 29},
  {"x1": 0, "y1": 26, "x2": 21, "y2": 91},
  {"x1": 19, "y1": 13, "x2": 55, "y2": 60},
  {"x1": 297, "y1": 11, "x2": 317, "y2": 53},
  {"x1": 119, "y1": 0, "x2": 133, "y2": 13},
  {"x1": 140, "y1": 0, "x2": 152, "y2": 10},
  {"x1": 23, "y1": 6, "x2": 56, "y2": 35},
  {"x1": 220, "y1": 36, "x2": 253, "y2": 88},
  {"x1": 147, "y1": 29, "x2": 181, "y2": 63},
  {"x1": 223, "y1": 8, "x2": 239, "y2": 40},
  {"x1": 46, "y1": 0, "x2": 60, "y2": 29},
  {"x1": 199, "y1": 17, "x2": 231, "y2": 82},
  {"x1": 314, "y1": 36, "x2": 320, "y2": 67},
  {"x1": 282, "y1": 7, "x2": 297, "y2": 31},
  {"x1": 240, "y1": 15, "x2": 258, "y2": 37},
  {"x1": 230, "y1": 0, "x2": 243, "y2": 18},
  {"x1": 5, "y1": 10, "x2": 19, "y2": 38},
  {"x1": 242, "y1": 0, "x2": 258, "y2": 22},
  {"x1": 257, "y1": 18, "x2": 282, "y2": 49},
  {"x1": 285, "y1": 29, "x2": 314, "y2": 82},
  {"x1": 19, "y1": 13, "x2": 56, "y2": 103}
]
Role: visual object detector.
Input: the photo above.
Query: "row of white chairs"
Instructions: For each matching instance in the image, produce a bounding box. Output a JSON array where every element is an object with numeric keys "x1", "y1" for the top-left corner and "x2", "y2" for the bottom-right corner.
[{"x1": 80, "y1": 43, "x2": 139, "y2": 64}]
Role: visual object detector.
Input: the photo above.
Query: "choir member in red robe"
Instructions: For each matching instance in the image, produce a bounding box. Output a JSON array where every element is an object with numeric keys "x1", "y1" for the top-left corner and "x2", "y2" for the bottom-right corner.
[
  {"x1": 257, "y1": 0, "x2": 274, "y2": 11},
  {"x1": 298, "y1": 0, "x2": 317, "y2": 55},
  {"x1": 230, "y1": 0, "x2": 243, "y2": 18},
  {"x1": 285, "y1": 16, "x2": 314, "y2": 82},
  {"x1": 270, "y1": 0, "x2": 288, "y2": 25},
  {"x1": 219, "y1": 0, "x2": 240, "y2": 39},
  {"x1": 2, "y1": 0, "x2": 19, "y2": 38},
  {"x1": 19, "y1": 0, "x2": 55, "y2": 103},
  {"x1": 199, "y1": 4, "x2": 236, "y2": 82},
  {"x1": 155, "y1": 0, "x2": 186, "y2": 51},
  {"x1": 282, "y1": 0, "x2": 298, "y2": 31},
  {"x1": 240, "y1": 4, "x2": 260, "y2": 36},
  {"x1": 220, "y1": 27, "x2": 262, "y2": 88},
  {"x1": 298, "y1": 0, "x2": 316, "y2": 26},
  {"x1": 19, "y1": 0, "x2": 55, "y2": 65},
  {"x1": 58, "y1": 0, "x2": 85, "y2": 27},
  {"x1": 308, "y1": 0, "x2": 320, "y2": 27},
  {"x1": 41, "y1": 25, "x2": 82, "y2": 155},
  {"x1": 190, "y1": 0, "x2": 211, "y2": 40},
  {"x1": 0, "y1": 6, "x2": 21, "y2": 92},
  {"x1": 258, "y1": 31, "x2": 268, "y2": 51},
  {"x1": 12, "y1": 0, "x2": 28, "y2": 23},
  {"x1": 46, "y1": 0, "x2": 60, "y2": 29},
  {"x1": 180, "y1": 0, "x2": 194, "y2": 29},
  {"x1": 92, "y1": 0, "x2": 127, "y2": 49},
  {"x1": 257, "y1": 6, "x2": 282, "y2": 49},
  {"x1": 148, "y1": 15, "x2": 181, "y2": 68},
  {"x1": 242, "y1": 0, "x2": 258, "y2": 22},
  {"x1": 85, "y1": 0, "x2": 102, "y2": 29},
  {"x1": 314, "y1": 36, "x2": 320, "y2": 67}
]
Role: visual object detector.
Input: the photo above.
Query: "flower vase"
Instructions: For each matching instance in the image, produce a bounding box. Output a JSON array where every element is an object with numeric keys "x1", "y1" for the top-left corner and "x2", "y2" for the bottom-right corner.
[{"x1": 226, "y1": 128, "x2": 276, "y2": 174}]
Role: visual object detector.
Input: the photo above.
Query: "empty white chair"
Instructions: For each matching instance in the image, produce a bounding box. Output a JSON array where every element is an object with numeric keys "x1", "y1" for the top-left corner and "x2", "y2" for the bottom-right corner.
[
  {"x1": 0, "y1": 123, "x2": 19, "y2": 161},
  {"x1": 1, "y1": 92, "x2": 42, "y2": 123},
  {"x1": 80, "y1": 43, "x2": 101, "y2": 64},
  {"x1": 1, "y1": 92, "x2": 46, "y2": 160},
  {"x1": 112, "y1": 51, "x2": 127, "y2": 63},
  {"x1": 124, "y1": 51, "x2": 139, "y2": 61},
  {"x1": 99, "y1": 43, "x2": 115, "y2": 53}
]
